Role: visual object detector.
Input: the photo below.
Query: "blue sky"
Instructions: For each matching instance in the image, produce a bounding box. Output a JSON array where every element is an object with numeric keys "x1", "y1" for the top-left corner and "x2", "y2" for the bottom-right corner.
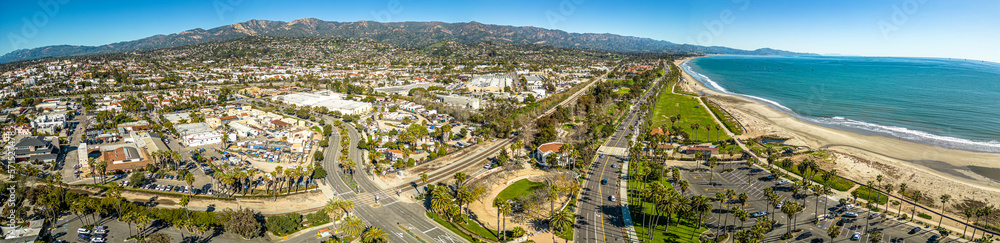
[{"x1": 2, "y1": 0, "x2": 999, "y2": 62}]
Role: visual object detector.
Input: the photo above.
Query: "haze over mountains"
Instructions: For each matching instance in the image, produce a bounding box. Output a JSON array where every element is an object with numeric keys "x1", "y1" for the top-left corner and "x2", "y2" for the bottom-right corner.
[{"x1": 0, "y1": 18, "x2": 810, "y2": 64}]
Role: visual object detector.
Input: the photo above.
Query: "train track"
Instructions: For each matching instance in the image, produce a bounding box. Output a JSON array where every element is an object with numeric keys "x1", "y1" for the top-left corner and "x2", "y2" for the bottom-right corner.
[{"x1": 392, "y1": 139, "x2": 512, "y2": 191}]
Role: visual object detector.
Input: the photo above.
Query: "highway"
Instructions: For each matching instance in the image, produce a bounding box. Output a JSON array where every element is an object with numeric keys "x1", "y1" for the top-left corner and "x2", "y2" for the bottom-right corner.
[{"x1": 575, "y1": 65, "x2": 664, "y2": 243}]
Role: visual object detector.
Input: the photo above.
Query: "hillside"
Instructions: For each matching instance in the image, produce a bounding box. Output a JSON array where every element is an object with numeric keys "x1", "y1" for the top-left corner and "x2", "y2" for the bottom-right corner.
[{"x1": 0, "y1": 18, "x2": 811, "y2": 63}]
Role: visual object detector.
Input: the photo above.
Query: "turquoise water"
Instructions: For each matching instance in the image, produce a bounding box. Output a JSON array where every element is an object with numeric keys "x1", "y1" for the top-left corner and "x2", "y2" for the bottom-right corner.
[{"x1": 683, "y1": 55, "x2": 1000, "y2": 153}]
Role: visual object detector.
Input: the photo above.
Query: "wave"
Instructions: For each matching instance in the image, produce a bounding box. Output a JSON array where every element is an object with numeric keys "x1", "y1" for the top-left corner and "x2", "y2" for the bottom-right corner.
[
  {"x1": 805, "y1": 116, "x2": 1000, "y2": 153},
  {"x1": 681, "y1": 58, "x2": 1000, "y2": 153}
]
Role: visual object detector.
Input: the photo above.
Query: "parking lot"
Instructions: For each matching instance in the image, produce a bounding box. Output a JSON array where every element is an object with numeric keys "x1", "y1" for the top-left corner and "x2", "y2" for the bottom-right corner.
[{"x1": 678, "y1": 161, "x2": 965, "y2": 242}]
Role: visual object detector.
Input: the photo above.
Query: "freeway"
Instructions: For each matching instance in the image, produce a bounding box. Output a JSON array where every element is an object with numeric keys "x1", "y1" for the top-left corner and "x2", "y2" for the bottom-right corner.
[{"x1": 576, "y1": 64, "x2": 664, "y2": 243}]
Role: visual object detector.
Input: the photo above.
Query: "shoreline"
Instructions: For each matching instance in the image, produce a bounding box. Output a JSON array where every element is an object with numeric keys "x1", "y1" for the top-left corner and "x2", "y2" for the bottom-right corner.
[{"x1": 673, "y1": 56, "x2": 1000, "y2": 202}]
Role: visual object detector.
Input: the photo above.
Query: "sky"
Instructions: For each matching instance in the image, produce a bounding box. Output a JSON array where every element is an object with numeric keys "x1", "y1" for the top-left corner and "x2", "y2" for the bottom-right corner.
[{"x1": 2, "y1": 0, "x2": 999, "y2": 62}]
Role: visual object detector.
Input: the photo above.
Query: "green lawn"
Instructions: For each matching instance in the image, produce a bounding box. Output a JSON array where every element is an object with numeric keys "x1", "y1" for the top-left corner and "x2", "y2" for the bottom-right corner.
[
  {"x1": 615, "y1": 87, "x2": 631, "y2": 95},
  {"x1": 427, "y1": 212, "x2": 478, "y2": 242},
  {"x1": 628, "y1": 161, "x2": 708, "y2": 243},
  {"x1": 651, "y1": 79, "x2": 731, "y2": 143},
  {"x1": 773, "y1": 160, "x2": 856, "y2": 192},
  {"x1": 494, "y1": 179, "x2": 546, "y2": 204},
  {"x1": 850, "y1": 187, "x2": 888, "y2": 205}
]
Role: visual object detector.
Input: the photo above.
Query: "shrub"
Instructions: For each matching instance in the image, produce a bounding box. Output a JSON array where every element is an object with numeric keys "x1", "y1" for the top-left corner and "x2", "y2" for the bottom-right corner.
[
  {"x1": 266, "y1": 213, "x2": 302, "y2": 236},
  {"x1": 918, "y1": 213, "x2": 933, "y2": 220}
]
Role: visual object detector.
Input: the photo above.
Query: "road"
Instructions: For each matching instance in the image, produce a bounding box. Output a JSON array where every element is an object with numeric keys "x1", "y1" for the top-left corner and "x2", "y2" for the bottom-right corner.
[{"x1": 576, "y1": 65, "x2": 663, "y2": 243}]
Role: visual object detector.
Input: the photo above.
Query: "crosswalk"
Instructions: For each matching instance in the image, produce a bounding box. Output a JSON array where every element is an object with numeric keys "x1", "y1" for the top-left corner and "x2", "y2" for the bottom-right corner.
[{"x1": 351, "y1": 191, "x2": 399, "y2": 206}]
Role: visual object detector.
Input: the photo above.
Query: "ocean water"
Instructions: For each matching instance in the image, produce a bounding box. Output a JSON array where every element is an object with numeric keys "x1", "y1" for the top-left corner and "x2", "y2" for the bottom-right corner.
[{"x1": 683, "y1": 55, "x2": 1000, "y2": 153}]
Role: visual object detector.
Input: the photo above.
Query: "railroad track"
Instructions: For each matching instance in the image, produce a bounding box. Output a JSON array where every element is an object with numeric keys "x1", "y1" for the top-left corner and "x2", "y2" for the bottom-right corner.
[{"x1": 392, "y1": 139, "x2": 512, "y2": 191}]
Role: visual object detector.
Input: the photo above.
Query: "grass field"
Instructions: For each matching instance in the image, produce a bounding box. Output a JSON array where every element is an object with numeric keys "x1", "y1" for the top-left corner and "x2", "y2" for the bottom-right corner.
[
  {"x1": 427, "y1": 212, "x2": 501, "y2": 242},
  {"x1": 850, "y1": 186, "x2": 888, "y2": 205},
  {"x1": 615, "y1": 87, "x2": 631, "y2": 95},
  {"x1": 495, "y1": 179, "x2": 546, "y2": 204},
  {"x1": 628, "y1": 161, "x2": 708, "y2": 243},
  {"x1": 650, "y1": 82, "x2": 731, "y2": 142}
]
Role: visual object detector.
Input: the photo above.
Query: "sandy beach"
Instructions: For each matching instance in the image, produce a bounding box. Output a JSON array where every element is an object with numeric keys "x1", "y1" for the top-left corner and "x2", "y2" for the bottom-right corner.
[{"x1": 673, "y1": 57, "x2": 1000, "y2": 205}]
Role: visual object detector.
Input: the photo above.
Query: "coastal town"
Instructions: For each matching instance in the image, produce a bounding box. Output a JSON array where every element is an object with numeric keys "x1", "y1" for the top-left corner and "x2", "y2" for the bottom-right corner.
[{"x1": 0, "y1": 13, "x2": 997, "y2": 243}]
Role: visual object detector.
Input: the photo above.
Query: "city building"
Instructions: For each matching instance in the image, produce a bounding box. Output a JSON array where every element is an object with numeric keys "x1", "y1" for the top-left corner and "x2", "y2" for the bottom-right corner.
[
  {"x1": 13, "y1": 136, "x2": 58, "y2": 163},
  {"x1": 100, "y1": 145, "x2": 153, "y2": 172},
  {"x1": 466, "y1": 75, "x2": 515, "y2": 92},
  {"x1": 272, "y1": 91, "x2": 373, "y2": 115},
  {"x1": 174, "y1": 123, "x2": 221, "y2": 147},
  {"x1": 436, "y1": 95, "x2": 481, "y2": 109}
]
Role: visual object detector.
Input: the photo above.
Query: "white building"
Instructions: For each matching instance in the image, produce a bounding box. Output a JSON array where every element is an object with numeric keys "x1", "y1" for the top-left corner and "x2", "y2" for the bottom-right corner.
[
  {"x1": 174, "y1": 123, "x2": 221, "y2": 147},
  {"x1": 466, "y1": 75, "x2": 515, "y2": 92},
  {"x1": 437, "y1": 95, "x2": 481, "y2": 109},
  {"x1": 229, "y1": 122, "x2": 260, "y2": 137},
  {"x1": 272, "y1": 91, "x2": 373, "y2": 115},
  {"x1": 31, "y1": 114, "x2": 66, "y2": 129}
]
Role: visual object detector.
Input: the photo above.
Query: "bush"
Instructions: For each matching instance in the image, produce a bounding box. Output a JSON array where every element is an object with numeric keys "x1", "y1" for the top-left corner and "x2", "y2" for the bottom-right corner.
[
  {"x1": 266, "y1": 213, "x2": 302, "y2": 236},
  {"x1": 918, "y1": 213, "x2": 933, "y2": 220}
]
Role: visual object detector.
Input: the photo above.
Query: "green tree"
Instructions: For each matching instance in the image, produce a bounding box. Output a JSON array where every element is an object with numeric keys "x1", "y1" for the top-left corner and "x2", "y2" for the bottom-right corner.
[{"x1": 361, "y1": 226, "x2": 388, "y2": 243}]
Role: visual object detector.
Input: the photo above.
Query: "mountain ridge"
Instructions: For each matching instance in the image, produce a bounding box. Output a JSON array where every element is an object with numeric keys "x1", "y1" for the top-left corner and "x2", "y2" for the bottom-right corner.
[{"x1": 0, "y1": 18, "x2": 812, "y2": 63}]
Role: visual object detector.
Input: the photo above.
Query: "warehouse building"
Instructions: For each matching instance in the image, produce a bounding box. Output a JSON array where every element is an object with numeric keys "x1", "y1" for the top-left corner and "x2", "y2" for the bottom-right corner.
[{"x1": 272, "y1": 91, "x2": 373, "y2": 115}]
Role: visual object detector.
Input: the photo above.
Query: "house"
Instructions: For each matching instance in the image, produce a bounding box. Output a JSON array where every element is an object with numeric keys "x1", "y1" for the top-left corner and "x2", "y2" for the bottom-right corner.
[
  {"x1": 384, "y1": 149, "x2": 405, "y2": 162},
  {"x1": 175, "y1": 123, "x2": 221, "y2": 147},
  {"x1": 13, "y1": 136, "x2": 58, "y2": 163},
  {"x1": 650, "y1": 127, "x2": 668, "y2": 136},
  {"x1": 270, "y1": 120, "x2": 292, "y2": 130},
  {"x1": 535, "y1": 142, "x2": 572, "y2": 167}
]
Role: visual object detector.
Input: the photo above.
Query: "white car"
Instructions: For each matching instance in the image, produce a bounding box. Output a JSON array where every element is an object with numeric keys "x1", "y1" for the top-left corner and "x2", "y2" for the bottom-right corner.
[
  {"x1": 777, "y1": 180, "x2": 791, "y2": 185},
  {"x1": 91, "y1": 237, "x2": 106, "y2": 242},
  {"x1": 76, "y1": 228, "x2": 90, "y2": 234}
]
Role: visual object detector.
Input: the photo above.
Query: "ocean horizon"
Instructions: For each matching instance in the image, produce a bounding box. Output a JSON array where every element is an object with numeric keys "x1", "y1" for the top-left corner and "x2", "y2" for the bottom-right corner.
[{"x1": 683, "y1": 55, "x2": 1000, "y2": 153}]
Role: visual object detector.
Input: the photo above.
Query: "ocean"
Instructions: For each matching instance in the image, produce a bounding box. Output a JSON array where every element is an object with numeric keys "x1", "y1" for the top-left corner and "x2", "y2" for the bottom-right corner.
[{"x1": 682, "y1": 55, "x2": 1000, "y2": 153}]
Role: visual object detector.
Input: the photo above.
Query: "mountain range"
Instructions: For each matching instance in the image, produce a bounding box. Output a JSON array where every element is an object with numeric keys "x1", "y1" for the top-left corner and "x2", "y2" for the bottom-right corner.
[{"x1": 0, "y1": 18, "x2": 811, "y2": 64}]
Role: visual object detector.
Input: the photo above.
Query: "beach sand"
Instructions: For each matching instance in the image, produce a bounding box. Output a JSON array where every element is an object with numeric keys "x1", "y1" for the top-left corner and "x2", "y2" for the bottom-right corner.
[{"x1": 672, "y1": 57, "x2": 1000, "y2": 205}]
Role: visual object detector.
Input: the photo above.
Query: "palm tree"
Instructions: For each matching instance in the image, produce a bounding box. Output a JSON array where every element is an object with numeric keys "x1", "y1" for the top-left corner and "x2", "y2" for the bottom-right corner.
[
  {"x1": 884, "y1": 184, "x2": 894, "y2": 214},
  {"x1": 707, "y1": 158, "x2": 718, "y2": 186},
  {"x1": 734, "y1": 206, "x2": 749, "y2": 231},
  {"x1": 690, "y1": 195, "x2": 712, "y2": 240},
  {"x1": 714, "y1": 193, "x2": 725, "y2": 236},
  {"x1": 939, "y1": 194, "x2": 951, "y2": 228},
  {"x1": 179, "y1": 195, "x2": 191, "y2": 239},
  {"x1": 342, "y1": 216, "x2": 366, "y2": 239},
  {"x1": 457, "y1": 186, "x2": 474, "y2": 222},
  {"x1": 738, "y1": 192, "x2": 749, "y2": 207},
  {"x1": 911, "y1": 190, "x2": 922, "y2": 219},
  {"x1": 419, "y1": 173, "x2": 429, "y2": 193},
  {"x1": 550, "y1": 209, "x2": 574, "y2": 236},
  {"x1": 431, "y1": 187, "x2": 452, "y2": 215},
  {"x1": 898, "y1": 183, "x2": 908, "y2": 214},
  {"x1": 339, "y1": 199, "x2": 355, "y2": 217},
  {"x1": 361, "y1": 226, "x2": 389, "y2": 243},
  {"x1": 781, "y1": 200, "x2": 802, "y2": 235},
  {"x1": 964, "y1": 208, "x2": 975, "y2": 239},
  {"x1": 454, "y1": 172, "x2": 467, "y2": 189},
  {"x1": 499, "y1": 201, "x2": 513, "y2": 241},
  {"x1": 690, "y1": 123, "x2": 700, "y2": 142},
  {"x1": 679, "y1": 180, "x2": 690, "y2": 195}
]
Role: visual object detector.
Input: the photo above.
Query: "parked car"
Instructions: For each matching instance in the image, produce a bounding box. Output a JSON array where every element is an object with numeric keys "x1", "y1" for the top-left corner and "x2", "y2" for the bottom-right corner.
[
  {"x1": 796, "y1": 232, "x2": 813, "y2": 240},
  {"x1": 909, "y1": 227, "x2": 921, "y2": 234},
  {"x1": 91, "y1": 237, "x2": 106, "y2": 242},
  {"x1": 93, "y1": 229, "x2": 106, "y2": 235},
  {"x1": 851, "y1": 232, "x2": 861, "y2": 240},
  {"x1": 78, "y1": 233, "x2": 90, "y2": 239},
  {"x1": 868, "y1": 213, "x2": 881, "y2": 219},
  {"x1": 609, "y1": 195, "x2": 616, "y2": 202},
  {"x1": 77, "y1": 228, "x2": 91, "y2": 234},
  {"x1": 776, "y1": 203, "x2": 783, "y2": 209},
  {"x1": 844, "y1": 212, "x2": 859, "y2": 218},
  {"x1": 751, "y1": 211, "x2": 767, "y2": 218},
  {"x1": 601, "y1": 178, "x2": 608, "y2": 185},
  {"x1": 777, "y1": 180, "x2": 791, "y2": 185}
]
